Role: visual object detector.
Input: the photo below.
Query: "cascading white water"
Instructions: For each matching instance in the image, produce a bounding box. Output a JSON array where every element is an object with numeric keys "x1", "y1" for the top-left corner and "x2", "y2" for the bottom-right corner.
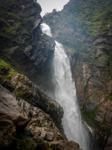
[{"x1": 41, "y1": 23, "x2": 90, "y2": 150}]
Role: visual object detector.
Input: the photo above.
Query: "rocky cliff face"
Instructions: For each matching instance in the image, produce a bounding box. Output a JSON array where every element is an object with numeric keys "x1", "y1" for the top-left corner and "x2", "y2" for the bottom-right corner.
[
  {"x1": 0, "y1": 84, "x2": 81, "y2": 150},
  {"x1": 44, "y1": 0, "x2": 112, "y2": 149},
  {"x1": 0, "y1": 0, "x2": 55, "y2": 91}
]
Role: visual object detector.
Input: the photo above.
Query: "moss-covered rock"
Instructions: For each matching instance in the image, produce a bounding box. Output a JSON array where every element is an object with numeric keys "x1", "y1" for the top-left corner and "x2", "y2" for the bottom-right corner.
[
  {"x1": 14, "y1": 138, "x2": 36, "y2": 150},
  {"x1": 0, "y1": 58, "x2": 63, "y2": 133}
]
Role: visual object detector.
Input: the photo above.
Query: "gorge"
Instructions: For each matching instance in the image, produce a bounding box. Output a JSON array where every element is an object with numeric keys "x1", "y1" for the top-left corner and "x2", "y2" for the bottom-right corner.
[{"x1": 0, "y1": 0, "x2": 112, "y2": 150}]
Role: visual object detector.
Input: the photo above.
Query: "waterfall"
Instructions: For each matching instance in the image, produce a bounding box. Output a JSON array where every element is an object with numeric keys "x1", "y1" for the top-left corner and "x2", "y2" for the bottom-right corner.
[{"x1": 41, "y1": 23, "x2": 90, "y2": 150}]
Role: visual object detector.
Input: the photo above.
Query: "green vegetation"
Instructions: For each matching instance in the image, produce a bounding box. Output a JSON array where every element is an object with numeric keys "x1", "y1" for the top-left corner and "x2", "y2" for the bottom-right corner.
[
  {"x1": 15, "y1": 138, "x2": 36, "y2": 150},
  {"x1": 89, "y1": 6, "x2": 112, "y2": 36},
  {"x1": 0, "y1": 59, "x2": 33, "y2": 100},
  {"x1": 15, "y1": 87, "x2": 32, "y2": 100},
  {"x1": 3, "y1": 22, "x2": 21, "y2": 36},
  {"x1": 0, "y1": 59, "x2": 17, "y2": 78},
  {"x1": 13, "y1": 138, "x2": 52, "y2": 150},
  {"x1": 82, "y1": 109, "x2": 97, "y2": 127},
  {"x1": 107, "y1": 93, "x2": 112, "y2": 101}
]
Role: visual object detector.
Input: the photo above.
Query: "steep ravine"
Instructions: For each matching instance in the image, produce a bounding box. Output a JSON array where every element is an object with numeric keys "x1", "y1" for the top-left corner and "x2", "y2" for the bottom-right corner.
[
  {"x1": 0, "y1": 0, "x2": 81, "y2": 150},
  {"x1": 44, "y1": 0, "x2": 112, "y2": 149}
]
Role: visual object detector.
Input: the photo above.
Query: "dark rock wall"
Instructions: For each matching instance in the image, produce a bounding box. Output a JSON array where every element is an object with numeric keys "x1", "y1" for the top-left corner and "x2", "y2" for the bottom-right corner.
[{"x1": 0, "y1": 0, "x2": 55, "y2": 92}]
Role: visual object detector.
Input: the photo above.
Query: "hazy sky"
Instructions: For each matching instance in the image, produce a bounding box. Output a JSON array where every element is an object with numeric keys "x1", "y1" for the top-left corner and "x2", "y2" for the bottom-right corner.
[{"x1": 37, "y1": 0, "x2": 69, "y2": 16}]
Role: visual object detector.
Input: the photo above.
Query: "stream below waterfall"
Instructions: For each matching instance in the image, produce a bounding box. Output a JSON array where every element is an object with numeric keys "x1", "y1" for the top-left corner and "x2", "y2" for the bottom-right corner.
[{"x1": 41, "y1": 23, "x2": 90, "y2": 150}]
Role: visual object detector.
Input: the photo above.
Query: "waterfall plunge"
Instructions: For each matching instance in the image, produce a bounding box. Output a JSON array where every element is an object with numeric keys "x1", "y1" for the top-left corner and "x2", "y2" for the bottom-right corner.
[{"x1": 41, "y1": 23, "x2": 90, "y2": 150}]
